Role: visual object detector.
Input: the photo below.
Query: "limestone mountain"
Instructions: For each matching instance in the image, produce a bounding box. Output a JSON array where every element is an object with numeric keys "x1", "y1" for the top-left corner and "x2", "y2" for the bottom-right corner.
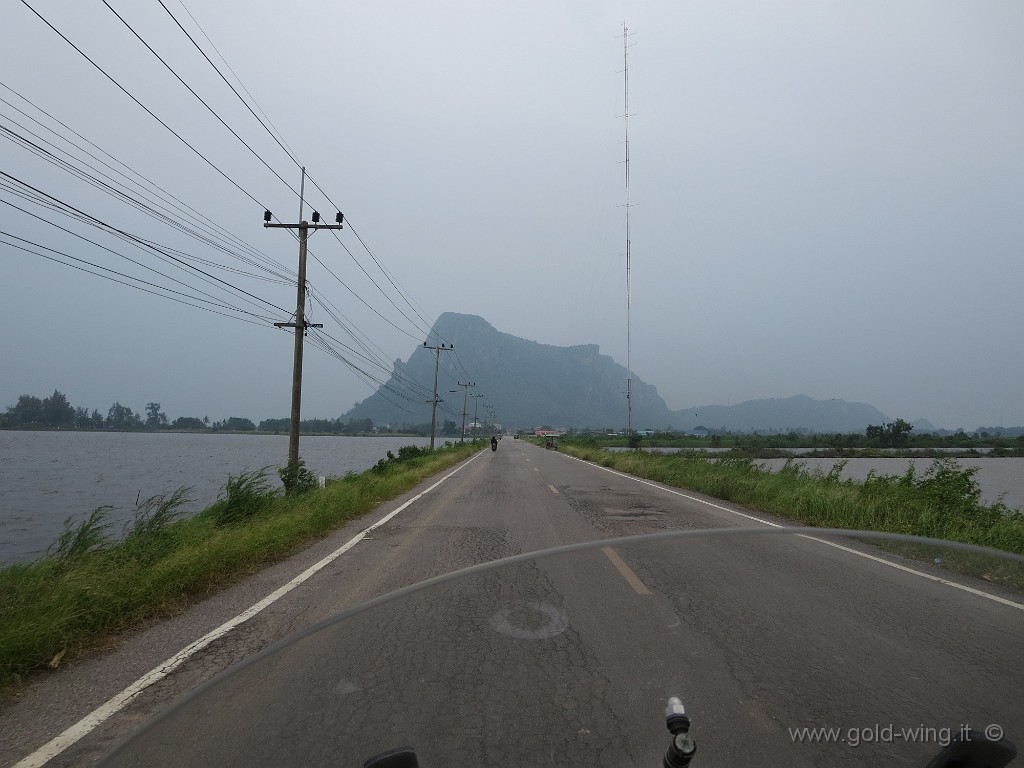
[{"x1": 343, "y1": 313, "x2": 669, "y2": 431}]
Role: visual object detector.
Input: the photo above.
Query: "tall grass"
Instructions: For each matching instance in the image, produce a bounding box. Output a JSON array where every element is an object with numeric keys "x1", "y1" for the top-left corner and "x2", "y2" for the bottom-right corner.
[
  {"x1": 0, "y1": 442, "x2": 480, "y2": 690},
  {"x1": 560, "y1": 444, "x2": 1024, "y2": 556}
]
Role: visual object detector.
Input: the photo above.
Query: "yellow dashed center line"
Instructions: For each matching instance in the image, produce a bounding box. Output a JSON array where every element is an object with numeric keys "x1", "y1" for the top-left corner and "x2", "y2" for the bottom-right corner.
[{"x1": 602, "y1": 546, "x2": 653, "y2": 595}]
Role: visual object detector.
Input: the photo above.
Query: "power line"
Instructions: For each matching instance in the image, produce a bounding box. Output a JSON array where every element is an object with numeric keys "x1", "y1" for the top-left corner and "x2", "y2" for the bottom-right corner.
[
  {"x1": 0, "y1": 171, "x2": 289, "y2": 316},
  {"x1": 0, "y1": 81, "x2": 293, "y2": 281},
  {"x1": 142, "y1": 2, "x2": 453, "y2": 372},
  {"x1": 148, "y1": 0, "x2": 438, "y2": 345},
  {"x1": 304, "y1": 334, "x2": 421, "y2": 416},
  {"x1": 158, "y1": 0, "x2": 302, "y2": 170},
  {"x1": 0, "y1": 197, "x2": 279, "y2": 323},
  {"x1": 19, "y1": 0, "x2": 270, "y2": 210},
  {"x1": 16, "y1": 0, "x2": 468, "y2": 417},
  {"x1": 315, "y1": 234, "x2": 430, "y2": 340},
  {"x1": 1, "y1": 230, "x2": 269, "y2": 325},
  {"x1": 0, "y1": 118, "x2": 292, "y2": 285},
  {"x1": 101, "y1": 0, "x2": 298, "y2": 196},
  {"x1": 306, "y1": 290, "x2": 428, "y2": 394}
]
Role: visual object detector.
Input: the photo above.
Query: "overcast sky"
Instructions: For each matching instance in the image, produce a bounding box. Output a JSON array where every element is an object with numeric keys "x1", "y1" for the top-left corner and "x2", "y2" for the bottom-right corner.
[{"x1": 2, "y1": 0, "x2": 1021, "y2": 431}]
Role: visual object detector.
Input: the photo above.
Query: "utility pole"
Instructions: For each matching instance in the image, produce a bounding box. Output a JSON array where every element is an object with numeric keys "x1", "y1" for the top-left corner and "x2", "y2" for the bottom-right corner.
[
  {"x1": 423, "y1": 341, "x2": 453, "y2": 449},
  {"x1": 449, "y1": 381, "x2": 475, "y2": 443},
  {"x1": 470, "y1": 393, "x2": 484, "y2": 442},
  {"x1": 264, "y1": 168, "x2": 343, "y2": 474}
]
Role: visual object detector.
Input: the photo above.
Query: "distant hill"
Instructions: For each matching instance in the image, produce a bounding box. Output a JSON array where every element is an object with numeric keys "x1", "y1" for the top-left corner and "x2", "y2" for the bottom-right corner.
[{"x1": 343, "y1": 313, "x2": 895, "y2": 433}]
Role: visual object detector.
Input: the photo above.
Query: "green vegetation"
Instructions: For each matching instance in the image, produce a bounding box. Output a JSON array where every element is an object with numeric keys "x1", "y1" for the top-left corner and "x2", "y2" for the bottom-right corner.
[
  {"x1": 865, "y1": 418, "x2": 914, "y2": 447},
  {"x1": 278, "y1": 457, "x2": 320, "y2": 496},
  {"x1": 571, "y1": 428, "x2": 1024, "y2": 454},
  {"x1": 0, "y1": 441, "x2": 481, "y2": 691},
  {"x1": 557, "y1": 441, "x2": 1024, "y2": 553}
]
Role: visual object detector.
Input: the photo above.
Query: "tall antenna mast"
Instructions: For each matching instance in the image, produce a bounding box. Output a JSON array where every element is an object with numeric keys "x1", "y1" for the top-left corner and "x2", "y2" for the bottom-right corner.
[{"x1": 622, "y1": 23, "x2": 634, "y2": 433}]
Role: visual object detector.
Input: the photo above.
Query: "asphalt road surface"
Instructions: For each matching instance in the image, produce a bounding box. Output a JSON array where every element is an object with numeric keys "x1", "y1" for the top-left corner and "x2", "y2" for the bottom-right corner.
[{"x1": 4, "y1": 439, "x2": 1022, "y2": 767}]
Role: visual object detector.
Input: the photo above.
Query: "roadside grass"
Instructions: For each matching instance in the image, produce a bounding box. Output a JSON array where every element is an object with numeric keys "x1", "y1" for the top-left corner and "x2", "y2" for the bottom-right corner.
[
  {"x1": 0, "y1": 441, "x2": 482, "y2": 692},
  {"x1": 558, "y1": 442, "x2": 1024, "y2": 589}
]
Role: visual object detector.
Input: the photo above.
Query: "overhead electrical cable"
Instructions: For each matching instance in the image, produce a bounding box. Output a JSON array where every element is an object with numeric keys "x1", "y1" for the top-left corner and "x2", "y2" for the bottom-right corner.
[
  {"x1": 100, "y1": 0, "x2": 298, "y2": 197},
  {"x1": 306, "y1": 251, "x2": 423, "y2": 342},
  {"x1": 148, "y1": 1, "x2": 452, "y2": 364},
  {"x1": 19, "y1": 0, "x2": 271, "y2": 211},
  {"x1": 0, "y1": 81, "x2": 293, "y2": 280},
  {"x1": 307, "y1": 290, "x2": 417, "y2": 383},
  {"x1": 304, "y1": 333, "x2": 422, "y2": 415},
  {"x1": 41, "y1": 0, "x2": 467, "y2": 402},
  {"x1": 0, "y1": 171, "x2": 288, "y2": 316},
  {"x1": 321, "y1": 227, "x2": 434, "y2": 339},
  {"x1": 0, "y1": 231, "x2": 268, "y2": 326},
  {"x1": 0, "y1": 197, "x2": 278, "y2": 323},
  {"x1": 346, "y1": 221, "x2": 436, "y2": 331},
  {"x1": 0, "y1": 121, "x2": 291, "y2": 285},
  {"x1": 14, "y1": 5, "x2": 455, "y2": 412},
  {"x1": 158, "y1": 0, "x2": 302, "y2": 170},
  {"x1": 152, "y1": 0, "x2": 441, "y2": 344},
  {"x1": 0, "y1": 182, "x2": 280, "y2": 319}
]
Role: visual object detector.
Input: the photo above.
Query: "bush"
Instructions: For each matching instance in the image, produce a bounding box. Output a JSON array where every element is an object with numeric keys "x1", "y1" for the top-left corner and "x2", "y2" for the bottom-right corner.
[
  {"x1": 372, "y1": 444, "x2": 431, "y2": 473},
  {"x1": 279, "y1": 458, "x2": 318, "y2": 496}
]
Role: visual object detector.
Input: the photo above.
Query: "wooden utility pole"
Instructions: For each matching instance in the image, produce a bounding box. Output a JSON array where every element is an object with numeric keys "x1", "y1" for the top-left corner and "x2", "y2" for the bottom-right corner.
[
  {"x1": 470, "y1": 393, "x2": 484, "y2": 441},
  {"x1": 264, "y1": 172, "x2": 343, "y2": 473},
  {"x1": 423, "y1": 341, "x2": 453, "y2": 449},
  {"x1": 449, "y1": 381, "x2": 475, "y2": 443}
]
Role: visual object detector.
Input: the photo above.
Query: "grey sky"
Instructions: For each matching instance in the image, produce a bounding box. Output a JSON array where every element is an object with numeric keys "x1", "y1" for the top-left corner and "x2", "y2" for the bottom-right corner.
[{"x1": 2, "y1": 1, "x2": 1021, "y2": 431}]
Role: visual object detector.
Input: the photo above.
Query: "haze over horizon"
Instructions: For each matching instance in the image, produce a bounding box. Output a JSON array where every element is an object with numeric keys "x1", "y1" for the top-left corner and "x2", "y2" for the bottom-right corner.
[{"x1": 3, "y1": 2, "x2": 1021, "y2": 432}]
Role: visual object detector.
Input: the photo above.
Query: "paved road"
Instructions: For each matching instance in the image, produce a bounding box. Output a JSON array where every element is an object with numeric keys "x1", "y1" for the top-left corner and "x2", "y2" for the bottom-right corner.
[{"x1": 4, "y1": 440, "x2": 1022, "y2": 767}]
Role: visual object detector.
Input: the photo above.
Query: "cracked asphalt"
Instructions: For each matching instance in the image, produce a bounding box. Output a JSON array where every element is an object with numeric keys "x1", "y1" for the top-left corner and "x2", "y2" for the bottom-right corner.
[{"x1": 3, "y1": 440, "x2": 1022, "y2": 767}]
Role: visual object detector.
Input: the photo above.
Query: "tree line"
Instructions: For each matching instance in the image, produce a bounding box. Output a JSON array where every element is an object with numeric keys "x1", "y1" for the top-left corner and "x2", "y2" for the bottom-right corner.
[
  {"x1": 0, "y1": 390, "x2": 247, "y2": 431},
  {"x1": 0, "y1": 389, "x2": 456, "y2": 436}
]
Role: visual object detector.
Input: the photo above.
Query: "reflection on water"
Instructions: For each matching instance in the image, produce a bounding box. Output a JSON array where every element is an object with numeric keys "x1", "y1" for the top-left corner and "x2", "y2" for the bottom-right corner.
[{"x1": 0, "y1": 431, "x2": 433, "y2": 564}]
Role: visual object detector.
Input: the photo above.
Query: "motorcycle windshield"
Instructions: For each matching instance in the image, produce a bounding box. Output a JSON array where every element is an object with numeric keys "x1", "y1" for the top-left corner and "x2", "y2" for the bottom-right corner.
[{"x1": 98, "y1": 528, "x2": 1023, "y2": 767}]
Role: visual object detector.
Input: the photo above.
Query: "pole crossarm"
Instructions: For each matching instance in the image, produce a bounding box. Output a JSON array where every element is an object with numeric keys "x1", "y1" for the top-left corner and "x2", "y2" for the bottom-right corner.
[
  {"x1": 273, "y1": 321, "x2": 323, "y2": 329},
  {"x1": 264, "y1": 223, "x2": 344, "y2": 230}
]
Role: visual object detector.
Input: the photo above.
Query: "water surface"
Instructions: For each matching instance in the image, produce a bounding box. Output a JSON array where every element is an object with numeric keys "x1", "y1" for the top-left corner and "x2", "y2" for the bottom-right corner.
[{"x1": 0, "y1": 431, "x2": 434, "y2": 564}]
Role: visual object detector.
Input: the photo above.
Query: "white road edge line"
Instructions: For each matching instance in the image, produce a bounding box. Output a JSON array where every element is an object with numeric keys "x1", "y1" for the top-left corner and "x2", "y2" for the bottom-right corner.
[
  {"x1": 563, "y1": 453, "x2": 1024, "y2": 612},
  {"x1": 14, "y1": 451, "x2": 482, "y2": 768}
]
